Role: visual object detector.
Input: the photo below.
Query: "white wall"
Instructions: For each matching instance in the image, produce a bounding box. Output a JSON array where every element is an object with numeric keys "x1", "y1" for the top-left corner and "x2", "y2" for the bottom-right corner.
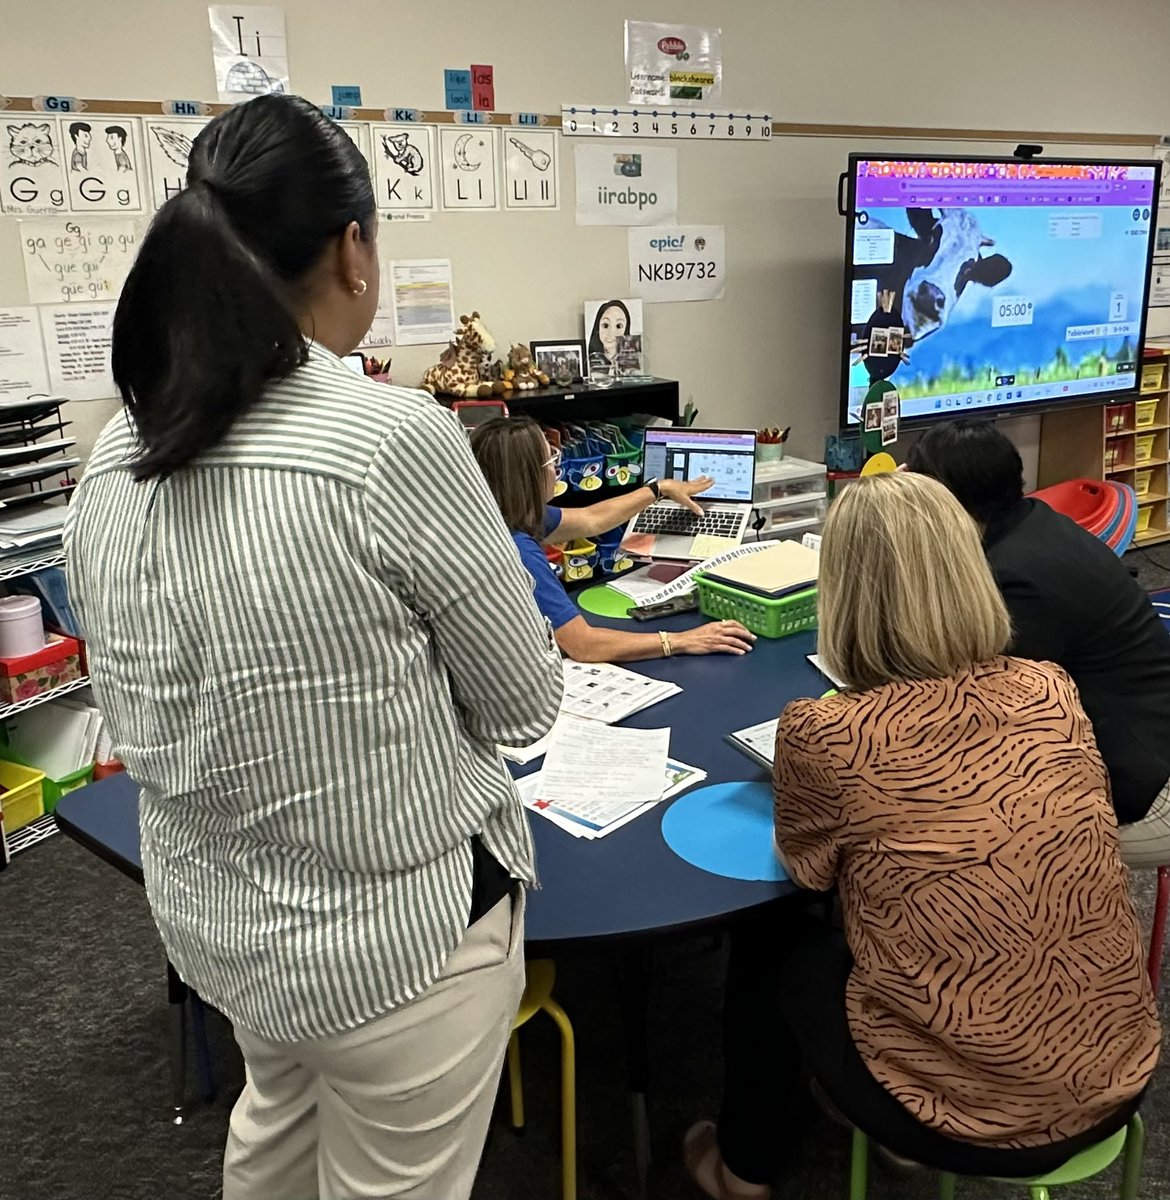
[{"x1": 2, "y1": 0, "x2": 1168, "y2": 466}]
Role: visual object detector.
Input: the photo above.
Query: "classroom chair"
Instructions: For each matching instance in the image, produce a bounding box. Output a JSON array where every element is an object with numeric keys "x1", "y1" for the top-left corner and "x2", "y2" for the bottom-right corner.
[
  {"x1": 507, "y1": 959, "x2": 577, "y2": 1200},
  {"x1": 849, "y1": 1115, "x2": 1145, "y2": 1200}
]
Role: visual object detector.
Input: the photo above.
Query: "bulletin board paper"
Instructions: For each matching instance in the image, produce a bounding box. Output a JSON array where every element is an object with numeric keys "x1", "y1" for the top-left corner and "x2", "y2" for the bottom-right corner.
[
  {"x1": 1, "y1": 120, "x2": 69, "y2": 215},
  {"x1": 504, "y1": 131, "x2": 559, "y2": 210},
  {"x1": 371, "y1": 124, "x2": 437, "y2": 213},
  {"x1": 628, "y1": 225, "x2": 725, "y2": 303},
  {"x1": 390, "y1": 259, "x2": 455, "y2": 346},
  {"x1": 20, "y1": 217, "x2": 139, "y2": 306},
  {"x1": 625, "y1": 21, "x2": 722, "y2": 107},
  {"x1": 39, "y1": 303, "x2": 116, "y2": 401},
  {"x1": 0, "y1": 308, "x2": 50, "y2": 402},
  {"x1": 574, "y1": 144, "x2": 677, "y2": 227},
  {"x1": 64, "y1": 118, "x2": 145, "y2": 214},
  {"x1": 439, "y1": 127, "x2": 500, "y2": 211},
  {"x1": 209, "y1": 5, "x2": 290, "y2": 103},
  {"x1": 144, "y1": 119, "x2": 208, "y2": 208}
]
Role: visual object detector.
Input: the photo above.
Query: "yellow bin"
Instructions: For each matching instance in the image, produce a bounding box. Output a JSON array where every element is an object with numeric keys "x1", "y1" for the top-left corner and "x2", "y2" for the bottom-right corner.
[
  {"x1": 0, "y1": 759, "x2": 46, "y2": 832},
  {"x1": 1135, "y1": 433, "x2": 1157, "y2": 464}
]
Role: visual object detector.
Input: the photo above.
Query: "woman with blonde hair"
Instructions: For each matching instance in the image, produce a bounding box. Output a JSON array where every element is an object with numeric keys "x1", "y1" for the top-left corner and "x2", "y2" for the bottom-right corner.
[{"x1": 685, "y1": 472, "x2": 1159, "y2": 1200}]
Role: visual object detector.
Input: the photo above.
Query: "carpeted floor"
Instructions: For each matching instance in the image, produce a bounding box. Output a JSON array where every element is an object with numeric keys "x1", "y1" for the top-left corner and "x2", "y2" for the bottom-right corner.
[{"x1": 3, "y1": 557, "x2": 1170, "y2": 1200}]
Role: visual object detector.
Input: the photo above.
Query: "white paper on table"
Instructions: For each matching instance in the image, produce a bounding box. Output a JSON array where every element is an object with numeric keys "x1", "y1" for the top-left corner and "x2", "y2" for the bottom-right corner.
[
  {"x1": 608, "y1": 566, "x2": 668, "y2": 603},
  {"x1": 631, "y1": 541, "x2": 774, "y2": 608},
  {"x1": 807, "y1": 654, "x2": 846, "y2": 690},
  {"x1": 516, "y1": 754, "x2": 706, "y2": 839},
  {"x1": 536, "y1": 717, "x2": 668, "y2": 814},
  {"x1": 560, "y1": 660, "x2": 680, "y2": 724}
]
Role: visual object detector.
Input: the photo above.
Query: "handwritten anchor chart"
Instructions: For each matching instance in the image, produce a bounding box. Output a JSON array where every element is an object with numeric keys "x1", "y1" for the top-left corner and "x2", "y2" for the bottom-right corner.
[
  {"x1": 504, "y1": 130, "x2": 560, "y2": 210},
  {"x1": 20, "y1": 216, "x2": 139, "y2": 305}
]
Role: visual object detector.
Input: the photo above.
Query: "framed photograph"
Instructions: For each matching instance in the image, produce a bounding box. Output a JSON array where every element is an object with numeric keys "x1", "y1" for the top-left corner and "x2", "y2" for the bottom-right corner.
[
  {"x1": 530, "y1": 339, "x2": 587, "y2": 385},
  {"x1": 864, "y1": 404, "x2": 882, "y2": 431}
]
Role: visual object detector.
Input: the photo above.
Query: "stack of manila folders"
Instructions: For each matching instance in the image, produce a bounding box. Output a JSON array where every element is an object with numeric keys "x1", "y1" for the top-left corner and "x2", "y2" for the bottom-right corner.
[
  {"x1": 5, "y1": 692, "x2": 109, "y2": 782},
  {"x1": 501, "y1": 661, "x2": 706, "y2": 840}
]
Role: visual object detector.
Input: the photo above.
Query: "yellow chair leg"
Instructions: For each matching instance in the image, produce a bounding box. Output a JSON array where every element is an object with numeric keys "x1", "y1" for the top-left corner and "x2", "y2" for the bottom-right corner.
[
  {"x1": 544, "y1": 997, "x2": 577, "y2": 1200},
  {"x1": 507, "y1": 1031, "x2": 525, "y2": 1130}
]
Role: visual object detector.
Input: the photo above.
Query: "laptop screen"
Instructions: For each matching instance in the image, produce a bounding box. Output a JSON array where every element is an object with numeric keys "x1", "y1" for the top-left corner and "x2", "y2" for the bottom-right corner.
[{"x1": 642, "y1": 428, "x2": 757, "y2": 503}]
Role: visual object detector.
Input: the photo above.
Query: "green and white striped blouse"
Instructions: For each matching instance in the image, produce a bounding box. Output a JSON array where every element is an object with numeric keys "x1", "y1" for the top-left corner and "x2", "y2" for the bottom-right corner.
[{"x1": 64, "y1": 345, "x2": 562, "y2": 1042}]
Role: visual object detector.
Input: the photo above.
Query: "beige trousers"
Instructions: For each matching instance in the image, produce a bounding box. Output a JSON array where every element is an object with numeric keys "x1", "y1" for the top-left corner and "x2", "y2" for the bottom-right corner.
[{"x1": 222, "y1": 892, "x2": 525, "y2": 1200}]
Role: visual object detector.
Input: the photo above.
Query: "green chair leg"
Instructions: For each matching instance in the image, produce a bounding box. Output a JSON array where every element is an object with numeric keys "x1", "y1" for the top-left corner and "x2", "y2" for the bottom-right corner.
[
  {"x1": 850, "y1": 1127, "x2": 868, "y2": 1200},
  {"x1": 1029, "y1": 1188, "x2": 1050, "y2": 1200},
  {"x1": 939, "y1": 1172, "x2": 957, "y2": 1200},
  {"x1": 1120, "y1": 1112, "x2": 1146, "y2": 1200}
]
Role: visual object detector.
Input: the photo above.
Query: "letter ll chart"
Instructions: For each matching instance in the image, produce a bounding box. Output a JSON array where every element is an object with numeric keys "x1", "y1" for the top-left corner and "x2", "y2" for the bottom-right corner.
[{"x1": 561, "y1": 105, "x2": 773, "y2": 141}]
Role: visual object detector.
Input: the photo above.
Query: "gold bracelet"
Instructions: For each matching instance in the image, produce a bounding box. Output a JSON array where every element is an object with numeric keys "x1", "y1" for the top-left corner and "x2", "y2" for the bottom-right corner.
[{"x1": 659, "y1": 630, "x2": 672, "y2": 658}]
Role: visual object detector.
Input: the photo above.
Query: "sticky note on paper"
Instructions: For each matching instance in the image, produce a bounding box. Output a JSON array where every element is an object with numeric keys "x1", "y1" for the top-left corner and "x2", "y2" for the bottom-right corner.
[
  {"x1": 444, "y1": 69, "x2": 472, "y2": 111},
  {"x1": 332, "y1": 85, "x2": 362, "y2": 106}
]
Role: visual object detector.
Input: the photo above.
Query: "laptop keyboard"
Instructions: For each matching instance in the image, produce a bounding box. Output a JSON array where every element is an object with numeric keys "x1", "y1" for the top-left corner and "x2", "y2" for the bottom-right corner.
[{"x1": 632, "y1": 507, "x2": 742, "y2": 539}]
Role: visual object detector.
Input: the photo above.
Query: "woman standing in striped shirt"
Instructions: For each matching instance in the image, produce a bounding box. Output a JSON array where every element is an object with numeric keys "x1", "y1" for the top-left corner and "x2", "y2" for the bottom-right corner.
[{"x1": 65, "y1": 95, "x2": 563, "y2": 1200}]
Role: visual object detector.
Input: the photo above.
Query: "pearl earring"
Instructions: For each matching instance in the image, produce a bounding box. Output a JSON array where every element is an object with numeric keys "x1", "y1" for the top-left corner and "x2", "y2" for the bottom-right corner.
[{"x1": 353, "y1": 280, "x2": 368, "y2": 296}]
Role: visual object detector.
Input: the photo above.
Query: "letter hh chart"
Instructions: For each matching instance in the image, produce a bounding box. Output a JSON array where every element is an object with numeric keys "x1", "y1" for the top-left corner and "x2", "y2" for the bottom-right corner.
[{"x1": 561, "y1": 105, "x2": 773, "y2": 141}]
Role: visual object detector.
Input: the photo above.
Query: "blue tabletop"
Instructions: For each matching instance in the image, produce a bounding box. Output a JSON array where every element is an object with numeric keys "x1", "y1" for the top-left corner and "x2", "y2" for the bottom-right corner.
[{"x1": 55, "y1": 613, "x2": 827, "y2": 952}]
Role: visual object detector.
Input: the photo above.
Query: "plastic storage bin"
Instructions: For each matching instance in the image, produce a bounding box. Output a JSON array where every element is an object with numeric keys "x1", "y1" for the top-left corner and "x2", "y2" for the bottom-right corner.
[
  {"x1": 1135, "y1": 433, "x2": 1157, "y2": 464},
  {"x1": 0, "y1": 759, "x2": 45, "y2": 832},
  {"x1": 1136, "y1": 399, "x2": 1159, "y2": 428},
  {"x1": 39, "y1": 763, "x2": 94, "y2": 814},
  {"x1": 696, "y1": 576, "x2": 818, "y2": 639},
  {"x1": 1135, "y1": 468, "x2": 1154, "y2": 499},
  {"x1": 1136, "y1": 504, "x2": 1154, "y2": 534},
  {"x1": 1141, "y1": 362, "x2": 1166, "y2": 393}
]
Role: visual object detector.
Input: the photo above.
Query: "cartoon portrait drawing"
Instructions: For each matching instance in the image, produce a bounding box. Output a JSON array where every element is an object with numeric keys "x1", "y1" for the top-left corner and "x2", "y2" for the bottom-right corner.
[
  {"x1": 6, "y1": 123, "x2": 57, "y2": 168},
  {"x1": 68, "y1": 122, "x2": 92, "y2": 172},
  {"x1": 587, "y1": 300, "x2": 632, "y2": 365},
  {"x1": 105, "y1": 126, "x2": 133, "y2": 173}
]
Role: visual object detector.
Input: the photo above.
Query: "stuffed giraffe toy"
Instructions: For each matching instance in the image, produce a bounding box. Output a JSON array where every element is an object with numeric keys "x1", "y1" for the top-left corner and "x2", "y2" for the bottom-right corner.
[{"x1": 420, "y1": 312, "x2": 504, "y2": 398}]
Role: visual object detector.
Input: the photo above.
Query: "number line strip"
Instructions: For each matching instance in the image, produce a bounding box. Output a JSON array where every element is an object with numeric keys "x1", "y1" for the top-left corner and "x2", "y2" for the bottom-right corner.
[{"x1": 0, "y1": 97, "x2": 1157, "y2": 146}]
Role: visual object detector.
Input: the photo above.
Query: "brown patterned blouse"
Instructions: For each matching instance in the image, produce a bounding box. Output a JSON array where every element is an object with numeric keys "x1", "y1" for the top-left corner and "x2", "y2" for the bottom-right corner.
[{"x1": 774, "y1": 656, "x2": 1160, "y2": 1147}]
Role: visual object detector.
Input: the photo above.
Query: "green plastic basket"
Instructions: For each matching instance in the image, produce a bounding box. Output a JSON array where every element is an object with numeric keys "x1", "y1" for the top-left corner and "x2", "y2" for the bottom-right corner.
[{"x1": 696, "y1": 576, "x2": 818, "y2": 639}]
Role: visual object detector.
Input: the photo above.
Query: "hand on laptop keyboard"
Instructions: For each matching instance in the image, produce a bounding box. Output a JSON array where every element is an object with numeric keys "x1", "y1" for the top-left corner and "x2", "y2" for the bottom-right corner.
[{"x1": 634, "y1": 508, "x2": 741, "y2": 538}]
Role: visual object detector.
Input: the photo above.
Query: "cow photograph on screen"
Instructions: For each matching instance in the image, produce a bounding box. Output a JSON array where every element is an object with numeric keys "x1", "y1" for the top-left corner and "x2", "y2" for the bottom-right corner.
[{"x1": 841, "y1": 156, "x2": 1161, "y2": 425}]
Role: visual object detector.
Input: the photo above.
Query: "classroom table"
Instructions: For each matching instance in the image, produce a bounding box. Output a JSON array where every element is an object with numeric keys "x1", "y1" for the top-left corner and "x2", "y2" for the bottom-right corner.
[{"x1": 54, "y1": 610, "x2": 826, "y2": 1192}]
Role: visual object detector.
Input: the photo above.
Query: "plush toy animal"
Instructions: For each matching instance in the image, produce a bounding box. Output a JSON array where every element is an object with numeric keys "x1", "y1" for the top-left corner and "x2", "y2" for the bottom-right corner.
[
  {"x1": 420, "y1": 312, "x2": 504, "y2": 398},
  {"x1": 505, "y1": 343, "x2": 550, "y2": 390}
]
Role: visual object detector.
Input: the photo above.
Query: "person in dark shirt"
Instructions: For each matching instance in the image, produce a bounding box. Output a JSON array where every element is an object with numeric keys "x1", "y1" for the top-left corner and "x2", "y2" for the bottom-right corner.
[{"x1": 907, "y1": 419, "x2": 1170, "y2": 865}]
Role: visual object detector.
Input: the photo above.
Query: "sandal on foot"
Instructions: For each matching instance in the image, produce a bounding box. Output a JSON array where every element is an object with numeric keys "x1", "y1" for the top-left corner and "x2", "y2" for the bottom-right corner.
[{"x1": 683, "y1": 1120, "x2": 771, "y2": 1199}]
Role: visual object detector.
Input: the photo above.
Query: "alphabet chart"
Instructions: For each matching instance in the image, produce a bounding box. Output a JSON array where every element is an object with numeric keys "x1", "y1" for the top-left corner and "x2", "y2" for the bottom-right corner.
[{"x1": 561, "y1": 105, "x2": 773, "y2": 141}]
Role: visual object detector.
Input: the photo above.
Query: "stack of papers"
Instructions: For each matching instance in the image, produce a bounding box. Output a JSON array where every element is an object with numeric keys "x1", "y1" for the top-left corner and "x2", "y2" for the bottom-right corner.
[
  {"x1": 7, "y1": 696, "x2": 103, "y2": 778},
  {"x1": 702, "y1": 540, "x2": 819, "y2": 599},
  {"x1": 499, "y1": 661, "x2": 680, "y2": 764},
  {"x1": 517, "y1": 716, "x2": 706, "y2": 839},
  {"x1": 0, "y1": 499, "x2": 68, "y2": 552}
]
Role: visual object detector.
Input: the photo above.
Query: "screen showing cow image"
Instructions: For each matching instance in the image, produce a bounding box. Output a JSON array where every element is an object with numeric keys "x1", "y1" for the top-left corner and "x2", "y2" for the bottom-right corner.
[{"x1": 840, "y1": 155, "x2": 1161, "y2": 425}]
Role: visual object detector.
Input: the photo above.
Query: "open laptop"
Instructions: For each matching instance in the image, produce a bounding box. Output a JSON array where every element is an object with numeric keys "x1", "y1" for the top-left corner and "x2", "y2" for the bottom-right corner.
[{"x1": 621, "y1": 427, "x2": 757, "y2": 562}]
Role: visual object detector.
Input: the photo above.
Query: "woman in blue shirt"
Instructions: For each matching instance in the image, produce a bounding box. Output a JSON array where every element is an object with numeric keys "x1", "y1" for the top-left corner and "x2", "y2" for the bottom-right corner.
[{"x1": 471, "y1": 417, "x2": 754, "y2": 662}]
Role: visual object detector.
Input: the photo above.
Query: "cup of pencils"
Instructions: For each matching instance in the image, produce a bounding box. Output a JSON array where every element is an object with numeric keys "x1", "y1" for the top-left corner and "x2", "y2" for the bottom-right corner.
[{"x1": 756, "y1": 426, "x2": 790, "y2": 463}]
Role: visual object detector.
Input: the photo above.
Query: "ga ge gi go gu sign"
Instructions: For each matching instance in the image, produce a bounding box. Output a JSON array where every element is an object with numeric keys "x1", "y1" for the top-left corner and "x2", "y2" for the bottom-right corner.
[{"x1": 628, "y1": 225, "x2": 725, "y2": 303}]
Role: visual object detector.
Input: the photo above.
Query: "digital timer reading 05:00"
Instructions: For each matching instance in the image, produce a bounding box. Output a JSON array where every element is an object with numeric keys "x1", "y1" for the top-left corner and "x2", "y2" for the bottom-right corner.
[{"x1": 991, "y1": 296, "x2": 1034, "y2": 328}]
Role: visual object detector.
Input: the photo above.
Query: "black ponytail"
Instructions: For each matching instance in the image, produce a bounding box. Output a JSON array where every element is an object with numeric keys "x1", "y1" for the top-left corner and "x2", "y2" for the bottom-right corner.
[{"x1": 112, "y1": 94, "x2": 375, "y2": 480}]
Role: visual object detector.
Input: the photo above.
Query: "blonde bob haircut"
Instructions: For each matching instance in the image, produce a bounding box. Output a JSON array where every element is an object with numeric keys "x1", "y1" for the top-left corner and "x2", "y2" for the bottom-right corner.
[{"x1": 817, "y1": 472, "x2": 1011, "y2": 692}]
